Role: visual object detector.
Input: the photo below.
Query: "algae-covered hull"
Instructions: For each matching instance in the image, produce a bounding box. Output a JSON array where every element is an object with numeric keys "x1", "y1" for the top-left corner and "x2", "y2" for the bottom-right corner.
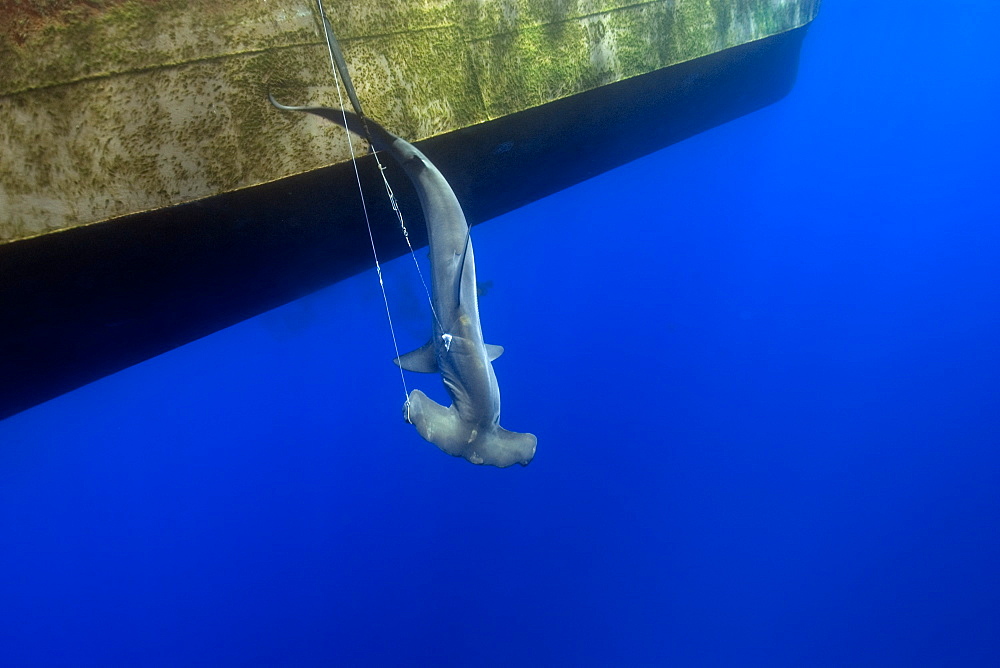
[{"x1": 0, "y1": 0, "x2": 820, "y2": 419}]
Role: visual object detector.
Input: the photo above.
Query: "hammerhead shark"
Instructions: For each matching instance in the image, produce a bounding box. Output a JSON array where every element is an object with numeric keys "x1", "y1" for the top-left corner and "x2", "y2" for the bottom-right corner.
[{"x1": 269, "y1": 97, "x2": 537, "y2": 467}]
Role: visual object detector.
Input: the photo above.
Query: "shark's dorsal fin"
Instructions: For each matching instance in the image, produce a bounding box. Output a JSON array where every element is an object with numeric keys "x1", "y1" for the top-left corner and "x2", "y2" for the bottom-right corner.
[{"x1": 453, "y1": 225, "x2": 472, "y2": 308}]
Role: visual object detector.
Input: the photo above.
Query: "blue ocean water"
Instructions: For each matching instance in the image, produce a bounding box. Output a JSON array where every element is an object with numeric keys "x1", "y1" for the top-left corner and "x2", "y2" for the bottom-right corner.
[{"x1": 3, "y1": 0, "x2": 999, "y2": 665}]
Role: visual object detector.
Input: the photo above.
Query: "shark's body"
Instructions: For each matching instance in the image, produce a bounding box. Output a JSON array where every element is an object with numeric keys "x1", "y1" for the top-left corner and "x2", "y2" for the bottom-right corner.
[{"x1": 270, "y1": 97, "x2": 536, "y2": 467}]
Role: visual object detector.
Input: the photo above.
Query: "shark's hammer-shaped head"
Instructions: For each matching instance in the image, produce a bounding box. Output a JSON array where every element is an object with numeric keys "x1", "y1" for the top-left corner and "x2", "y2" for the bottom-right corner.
[{"x1": 405, "y1": 390, "x2": 536, "y2": 467}]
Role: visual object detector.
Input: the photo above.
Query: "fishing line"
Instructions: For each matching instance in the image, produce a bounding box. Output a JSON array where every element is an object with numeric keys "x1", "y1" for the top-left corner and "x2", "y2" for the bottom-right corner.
[
  {"x1": 314, "y1": 1, "x2": 444, "y2": 337},
  {"x1": 313, "y1": 0, "x2": 409, "y2": 401}
]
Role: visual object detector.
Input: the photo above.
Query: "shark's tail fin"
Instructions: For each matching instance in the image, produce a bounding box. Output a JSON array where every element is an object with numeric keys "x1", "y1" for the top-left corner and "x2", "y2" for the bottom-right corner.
[
  {"x1": 267, "y1": 94, "x2": 397, "y2": 151},
  {"x1": 405, "y1": 390, "x2": 536, "y2": 467}
]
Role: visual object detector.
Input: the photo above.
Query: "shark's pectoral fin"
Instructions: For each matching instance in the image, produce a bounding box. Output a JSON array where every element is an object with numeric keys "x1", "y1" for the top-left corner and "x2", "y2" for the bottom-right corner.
[
  {"x1": 485, "y1": 344, "x2": 504, "y2": 361},
  {"x1": 394, "y1": 339, "x2": 438, "y2": 373}
]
